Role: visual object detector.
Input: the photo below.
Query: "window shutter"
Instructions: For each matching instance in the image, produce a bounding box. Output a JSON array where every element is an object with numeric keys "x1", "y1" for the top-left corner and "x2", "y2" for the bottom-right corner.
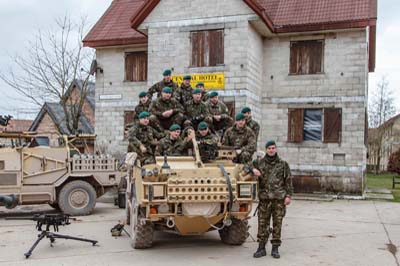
[
  {"x1": 125, "y1": 54, "x2": 135, "y2": 81},
  {"x1": 290, "y1": 43, "x2": 300, "y2": 74},
  {"x1": 191, "y1": 31, "x2": 206, "y2": 67},
  {"x1": 124, "y1": 111, "x2": 135, "y2": 138},
  {"x1": 309, "y1": 41, "x2": 323, "y2": 74},
  {"x1": 209, "y1": 30, "x2": 224, "y2": 66},
  {"x1": 290, "y1": 40, "x2": 323, "y2": 74},
  {"x1": 125, "y1": 52, "x2": 147, "y2": 81},
  {"x1": 323, "y1": 108, "x2": 341, "y2": 143},
  {"x1": 288, "y1": 109, "x2": 304, "y2": 142}
]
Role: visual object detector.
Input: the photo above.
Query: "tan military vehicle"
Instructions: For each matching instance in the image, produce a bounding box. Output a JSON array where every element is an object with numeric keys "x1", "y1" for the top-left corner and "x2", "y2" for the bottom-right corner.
[
  {"x1": 125, "y1": 130, "x2": 258, "y2": 248},
  {"x1": 0, "y1": 132, "x2": 124, "y2": 216}
]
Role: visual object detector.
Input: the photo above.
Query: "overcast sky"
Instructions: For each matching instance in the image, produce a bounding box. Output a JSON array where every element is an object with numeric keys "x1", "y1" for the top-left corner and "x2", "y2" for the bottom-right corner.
[{"x1": 0, "y1": 0, "x2": 399, "y2": 119}]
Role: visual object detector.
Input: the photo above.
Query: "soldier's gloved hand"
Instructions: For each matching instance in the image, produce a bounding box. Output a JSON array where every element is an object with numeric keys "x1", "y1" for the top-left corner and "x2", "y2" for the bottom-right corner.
[{"x1": 140, "y1": 144, "x2": 147, "y2": 153}]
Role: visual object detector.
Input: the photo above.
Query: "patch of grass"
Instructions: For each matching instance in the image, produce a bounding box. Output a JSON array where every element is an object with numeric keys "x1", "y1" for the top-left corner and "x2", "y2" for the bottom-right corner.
[{"x1": 366, "y1": 173, "x2": 400, "y2": 202}]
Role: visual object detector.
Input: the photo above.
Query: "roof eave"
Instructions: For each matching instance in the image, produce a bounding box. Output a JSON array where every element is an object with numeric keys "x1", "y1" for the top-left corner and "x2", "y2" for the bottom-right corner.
[
  {"x1": 130, "y1": 0, "x2": 161, "y2": 30},
  {"x1": 83, "y1": 37, "x2": 148, "y2": 48}
]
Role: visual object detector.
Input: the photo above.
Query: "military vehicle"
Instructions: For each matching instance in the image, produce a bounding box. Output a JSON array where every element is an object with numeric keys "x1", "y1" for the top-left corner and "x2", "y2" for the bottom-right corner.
[
  {"x1": 0, "y1": 132, "x2": 124, "y2": 216},
  {"x1": 125, "y1": 130, "x2": 258, "y2": 248}
]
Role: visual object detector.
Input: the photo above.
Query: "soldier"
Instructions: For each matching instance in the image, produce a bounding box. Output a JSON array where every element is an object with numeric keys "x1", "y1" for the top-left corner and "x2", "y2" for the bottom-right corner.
[
  {"x1": 206, "y1": 91, "x2": 233, "y2": 134},
  {"x1": 134, "y1": 91, "x2": 151, "y2": 121},
  {"x1": 149, "y1": 87, "x2": 184, "y2": 131},
  {"x1": 156, "y1": 124, "x2": 193, "y2": 156},
  {"x1": 127, "y1": 111, "x2": 164, "y2": 165},
  {"x1": 241, "y1": 107, "x2": 260, "y2": 141},
  {"x1": 222, "y1": 113, "x2": 256, "y2": 164},
  {"x1": 147, "y1": 69, "x2": 179, "y2": 98},
  {"x1": 196, "y1": 122, "x2": 219, "y2": 162},
  {"x1": 251, "y1": 140, "x2": 293, "y2": 259},
  {"x1": 183, "y1": 88, "x2": 212, "y2": 130},
  {"x1": 195, "y1": 82, "x2": 209, "y2": 102},
  {"x1": 174, "y1": 75, "x2": 193, "y2": 105}
]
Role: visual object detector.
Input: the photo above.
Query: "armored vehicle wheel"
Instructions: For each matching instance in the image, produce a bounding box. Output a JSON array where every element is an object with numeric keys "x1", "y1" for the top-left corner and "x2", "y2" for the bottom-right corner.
[
  {"x1": 219, "y1": 218, "x2": 249, "y2": 245},
  {"x1": 130, "y1": 204, "x2": 153, "y2": 249},
  {"x1": 58, "y1": 180, "x2": 97, "y2": 216}
]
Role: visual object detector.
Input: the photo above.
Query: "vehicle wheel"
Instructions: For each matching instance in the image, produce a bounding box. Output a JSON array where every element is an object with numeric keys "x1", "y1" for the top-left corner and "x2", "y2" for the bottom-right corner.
[
  {"x1": 48, "y1": 202, "x2": 60, "y2": 210},
  {"x1": 58, "y1": 180, "x2": 97, "y2": 216},
  {"x1": 130, "y1": 203, "x2": 153, "y2": 249},
  {"x1": 219, "y1": 218, "x2": 249, "y2": 245}
]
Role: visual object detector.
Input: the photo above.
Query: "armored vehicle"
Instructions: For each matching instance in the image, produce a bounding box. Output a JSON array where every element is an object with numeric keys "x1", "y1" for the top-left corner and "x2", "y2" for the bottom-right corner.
[
  {"x1": 125, "y1": 131, "x2": 258, "y2": 248},
  {"x1": 0, "y1": 132, "x2": 124, "y2": 216}
]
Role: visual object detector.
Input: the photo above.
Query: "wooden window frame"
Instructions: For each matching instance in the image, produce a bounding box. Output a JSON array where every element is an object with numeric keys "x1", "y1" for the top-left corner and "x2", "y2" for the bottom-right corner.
[
  {"x1": 289, "y1": 40, "x2": 324, "y2": 75},
  {"x1": 125, "y1": 51, "x2": 148, "y2": 82},
  {"x1": 191, "y1": 29, "x2": 224, "y2": 67}
]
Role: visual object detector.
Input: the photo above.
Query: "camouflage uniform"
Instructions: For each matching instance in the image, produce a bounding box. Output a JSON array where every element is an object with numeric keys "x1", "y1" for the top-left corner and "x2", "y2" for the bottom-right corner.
[
  {"x1": 222, "y1": 126, "x2": 256, "y2": 163},
  {"x1": 174, "y1": 84, "x2": 193, "y2": 106},
  {"x1": 149, "y1": 97, "x2": 184, "y2": 131},
  {"x1": 196, "y1": 131, "x2": 219, "y2": 162},
  {"x1": 206, "y1": 100, "x2": 233, "y2": 132},
  {"x1": 127, "y1": 122, "x2": 165, "y2": 165},
  {"x1": 134, "y1": 101, "x2": 151, "y2": 120},
  {"x1": 250, "y1": 155, "x2": 293, "y2": 246},
  {"x1": 156, "y1": 135, "x2": 192, "y2": 156},
  {"x1": 246, "y1": 118, "x2": 260, "y2": 141},
  {"x1": 184, "y1": 100, "x2": 212, "y2": 129},
  {"x1": 201, "y1": 91, "x2": 209, "y2": 102},
  {"x1": 147, "y1": 80, "x2": 179, "y2": 99}
]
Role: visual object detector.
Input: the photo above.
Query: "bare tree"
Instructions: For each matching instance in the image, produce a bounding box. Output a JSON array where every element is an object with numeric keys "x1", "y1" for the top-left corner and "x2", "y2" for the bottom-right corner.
[
  {"x1": 0, "y1": 15, "x2": 94, "y2": 133},
  {"x1": 368, "y1": 76, "x2": 397, "y2": 173}
]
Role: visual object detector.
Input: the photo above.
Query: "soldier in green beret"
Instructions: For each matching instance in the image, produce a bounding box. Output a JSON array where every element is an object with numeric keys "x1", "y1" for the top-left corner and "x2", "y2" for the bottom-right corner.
[
  {"x1": 241, "y1": 107, "x2": 260, "y2": 141},
  {"x1": 134, "y1": 91, "x2": 151, "y2": 121},
  {"x1": 156, "y1": 124, "x2": 193, "y2": 156},
  {"x1": 222, "y1": 113, "x2": 256, "y2": 164},
  {"x1": 196, "y1": 122, "x2": 219, "y2": 162},
  {"x1": 174, "y1": 75, "x2": 193, "y2": 106},
  {"x1": 250, "y1": 140, "x2": 293, "y2": 259},
  {"x1": 149, "y1": 87, "x2": 184, "y2": 131},
  {"x1": 183, "y1": 88, "x2": 213, "y2": 130},
  {"x1": 196, "y1": 82, "x2": 209, "y2": 102},
  {"x1": 206, "y1": 91, "x2": 233, "y2": 135},
  {"x1": 147, "y1": 69, "x2": 179, "y2": 98},
  {"x1": 127, "y1": 111, "x2": 165, "y2": 165}
]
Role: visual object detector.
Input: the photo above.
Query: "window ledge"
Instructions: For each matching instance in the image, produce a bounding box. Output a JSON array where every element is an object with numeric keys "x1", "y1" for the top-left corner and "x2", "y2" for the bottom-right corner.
[
  {"x1": 287, "y1": 73, "x2": 325, "y2": 77},
  {"x1": 188, "y1": 65, "x2": 226, "y2": 72}
]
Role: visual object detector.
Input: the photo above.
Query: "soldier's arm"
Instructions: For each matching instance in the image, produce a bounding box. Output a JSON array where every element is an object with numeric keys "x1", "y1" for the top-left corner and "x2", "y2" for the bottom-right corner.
[
  {"x1": 149, "y1": 100, "x2": 162, "y2": 117},
  {"x1": 152, "y1": 128, "x2": 165, "y2": 140},
  {"x1": 242, "y1": 130, "x2": 256, "y2": 153},
  {"x1": 283, "y1": 162, "x2": 294, "y2": 198},
  {"x1": 147, "y1": 82, "x2": 159, "y2": 98},
  {"x1": 254, "y1": 122, "x2": 260, "y2": 138},
  {"x1": 127, "y1": 127, "x2": 143, "y2": 149},
  {"x1": 220, "y1": 103, "x2": 230, "y2": 119},
  {"x1": 172, "y1": 100, "x2": 184, "y2": 114},
  {"x1": 221, "y1": 130, "x2": 230, "y2": 146}
]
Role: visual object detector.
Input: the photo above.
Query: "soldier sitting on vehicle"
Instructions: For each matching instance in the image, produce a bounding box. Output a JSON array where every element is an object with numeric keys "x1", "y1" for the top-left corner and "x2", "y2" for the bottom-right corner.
[
  {"x1": 222, "y1": 113, "x2": 256, "y2": 164},
  {"x1": 127, "y1": 111, "x2": 165, "y2": 165},
  {"x1": 196, "y1": 122, "x2": 219, "y2": 163},
  {"x1": 241, "y1": 107, "x2": 260, "y2": 142},
  {"x1": 156, "y1": 124, "x2": 193, "y2": 156},
  {"x1": 183, "y1": 88, "x2": 213, "y2": 130},
  {"x1": 147, "y1": 69, "x2": 179, "y2": 99},
  {"x1": 174, "y1": 75, "x2": 193, "y2": 106},
  {"x1": 206, "y1": 91, "x2": 233, "y2": 136},
  {"x1": 195, "y1": 82, "x2": 209, "y2": 102},
  {"x1": 149, "y1": 87, "x2": 184, "y2": 131}
]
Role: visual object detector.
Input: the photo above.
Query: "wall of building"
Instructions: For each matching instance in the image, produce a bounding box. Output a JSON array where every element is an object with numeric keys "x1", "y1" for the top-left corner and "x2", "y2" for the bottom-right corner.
[
  {"x1": 68, "y1": 88, "x2": 95, "y2": 127},
  {"x1": 35, "y1": 113, "x2": 61, "y2": 147}
]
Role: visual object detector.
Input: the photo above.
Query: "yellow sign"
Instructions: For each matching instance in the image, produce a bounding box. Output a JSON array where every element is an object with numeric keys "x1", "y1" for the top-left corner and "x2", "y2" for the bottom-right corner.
[{"x1": 172, "y1": 73, "x2": 225, "y2": 90}]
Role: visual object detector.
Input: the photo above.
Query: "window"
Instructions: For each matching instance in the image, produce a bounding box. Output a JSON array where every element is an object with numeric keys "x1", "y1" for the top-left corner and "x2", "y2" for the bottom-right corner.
[
  {"x1": 125, "y1": 52, "x2": 147, "y2": 81},
  {"x1": 191, "y1": 30, "x2": 224, "y2": 67},
  {"x1": 288, "y1": 108, "x2": 342, "y2": 143},
  {"x1": 290, "y1": 40, "x2": 324, "y2": 75},
  {"x1": 123, "y1": 111, "x2": 135, "y2": 138}
]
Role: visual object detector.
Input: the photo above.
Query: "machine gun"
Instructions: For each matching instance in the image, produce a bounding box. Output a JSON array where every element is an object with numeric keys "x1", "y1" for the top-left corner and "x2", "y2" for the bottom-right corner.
[
  {"x1": 0, "y1": 115, "x2": 12, "y2": 127},
  {"x1": 6, "y1": 213, "x2": 98, "y2": 258}
]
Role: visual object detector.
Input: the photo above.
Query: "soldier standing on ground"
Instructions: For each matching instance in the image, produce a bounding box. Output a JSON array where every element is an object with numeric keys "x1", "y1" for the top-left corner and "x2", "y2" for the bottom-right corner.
[
  {"x1": 147, "y1": 69, "x2": 179, "y2": 98},
  {"x1": 195, "y1": 122, "x2": 219, "y2": 162},
  {"x1": 156, "y1": 124, "x2": 193, "y2": 156},
  {"x1": 206, "y1": 91, "x2": 233, "y2": 135},
  {"x1": 222, "y1": 113, "x2": 256, "y2": 164},
  {"x1": 251, "y1": 140, "x2": 293, "y2": 259},
  {"x1": 241, "y1": 107, "x2": 260, "y2": 141},
  {"x1": 183, "y1": 88, "x2": 212, "y2": 130},
  {"x1": 174, "y1": 75, "x2": 193, "y2": 106}
]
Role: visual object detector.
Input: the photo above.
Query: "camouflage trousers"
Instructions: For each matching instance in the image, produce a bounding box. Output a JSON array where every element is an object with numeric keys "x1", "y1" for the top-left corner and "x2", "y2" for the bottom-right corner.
[
  {"x1": 235, "y1": 151, "x2": 253, "y2": 164},
  {"x1": 149, "y1": 113, "x2": 184, "y2": 131},
  {"x1": 257, "y1": 199, "x2": 286, "y2": 245},
  {"x1": 127, "y1": 144, "x2": 156, "y2": 166}
]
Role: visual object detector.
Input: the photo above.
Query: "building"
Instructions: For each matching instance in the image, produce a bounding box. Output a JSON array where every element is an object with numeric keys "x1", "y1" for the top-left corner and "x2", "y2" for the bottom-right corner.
[
  {"x1": 84, "y1": 0, "x2": 377, "y2": 194},
  {"x1": 0, "y1": 119, "x2": 32, "y2": 133}
]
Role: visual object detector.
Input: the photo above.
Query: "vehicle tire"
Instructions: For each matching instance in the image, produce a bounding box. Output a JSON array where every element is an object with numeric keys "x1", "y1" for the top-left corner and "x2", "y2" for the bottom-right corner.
[
  {"x1": 58, "y1": 180, "x2": 97, "y2": 216},
  {"x1": 219, "y1": 218, "x2": 249, "y2": 245},
  {"x1": 130, "y1": 204, "x2": 153, "y2": 249},
  {"x1": 48, "y1": 202, "x2": 60, "y2": 210},
  {"x1": 118, "y1": 192, "x2": 126, "y2": 209}
]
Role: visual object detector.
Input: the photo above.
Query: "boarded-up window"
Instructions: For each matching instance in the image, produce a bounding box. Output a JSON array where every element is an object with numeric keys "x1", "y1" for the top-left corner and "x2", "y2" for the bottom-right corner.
[
  {"x1": 324, "y1": 108, "x2": 342, "y2": 143},
  {"x1": 304, "y1": 109, "x2": 322, "y2": 141},
  {"x1": 124, "y1": 111, "x2": 135, "y2": 138},
  {"x1": 125, "y1": 52, "x2": 147, "y2": 81},
  {"x1": 290, "y1": 40, "x2": 324, "y2": 75},
  {"x1": 288, "y1": 109, "x2": 304, "y2": 142},
  {"x1": 191, "y1": 30, "x2": 224, "y2": 67}
]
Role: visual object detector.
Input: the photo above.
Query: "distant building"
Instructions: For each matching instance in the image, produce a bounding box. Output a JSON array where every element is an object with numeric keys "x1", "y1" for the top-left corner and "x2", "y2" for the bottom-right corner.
[{"x1": 0, "y1": 119, "x2": 32, "y2": 132}]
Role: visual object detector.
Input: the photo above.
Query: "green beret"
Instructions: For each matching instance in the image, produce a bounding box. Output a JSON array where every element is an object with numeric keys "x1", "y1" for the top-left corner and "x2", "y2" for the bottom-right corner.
[
  {"x1": 183, "y1": 75, "x2": 191, "y2": 80},
  {"x1": 209, "y1": 91, "x2": 218, "y2": 98},
  {"x1": 197, "y1": 121, "x2": 208, "y2": 130},
  {"x1": 235, "y1": 113, "x2": 245, "y2": 121},
  {"x1": 265, "y1": 140, "x2": 276, "y2": 148},
  {"x1": 196, "y1": 82, "x2": 204, "y2": 87},
  {"x1": 139, "y1": 91, "x2": 147, "y2": 98},
  {"x1": 138, "y1": 111, "x2": 150, "y2": 119},
  {"x1": 162, "y1": 87, "x2": 172, "y2": 94},
  {"x1": 169, "y1": 124, "x2": 181, "y2": 131},
  {"x1": 192, "y1": 88, "x2": 201, "y2": 94},
  {"x1": 241, "y1": 107, "x2": 251, "y2": 114},
  {"x1": 163, "y1": 69, "x2": 172, "y2": 76}
]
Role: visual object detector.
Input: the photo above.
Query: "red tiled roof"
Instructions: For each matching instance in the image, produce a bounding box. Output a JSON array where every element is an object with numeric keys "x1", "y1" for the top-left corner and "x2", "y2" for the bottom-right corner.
[
  {"x1": 0, "y1": 119, "x2": 33, "y2": 132},
  {"x1": 83, "y1": 0, "x2": 147, "y2": 47}
]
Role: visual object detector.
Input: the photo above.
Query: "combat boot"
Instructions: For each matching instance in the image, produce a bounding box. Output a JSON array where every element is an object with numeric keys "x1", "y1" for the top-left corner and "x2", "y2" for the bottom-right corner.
[
  {"x1": 253, "y1": 242, "x2": 267, "y2": 258},
  {"x1": 271, "y1": 245, "x2": 280, "y2": 259}
]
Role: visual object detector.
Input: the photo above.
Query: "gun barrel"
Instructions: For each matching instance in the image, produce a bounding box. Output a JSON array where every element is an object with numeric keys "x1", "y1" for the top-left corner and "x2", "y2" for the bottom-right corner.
[{"x1": 5, "y1": 217, "x2": 35, "y2": 221}]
